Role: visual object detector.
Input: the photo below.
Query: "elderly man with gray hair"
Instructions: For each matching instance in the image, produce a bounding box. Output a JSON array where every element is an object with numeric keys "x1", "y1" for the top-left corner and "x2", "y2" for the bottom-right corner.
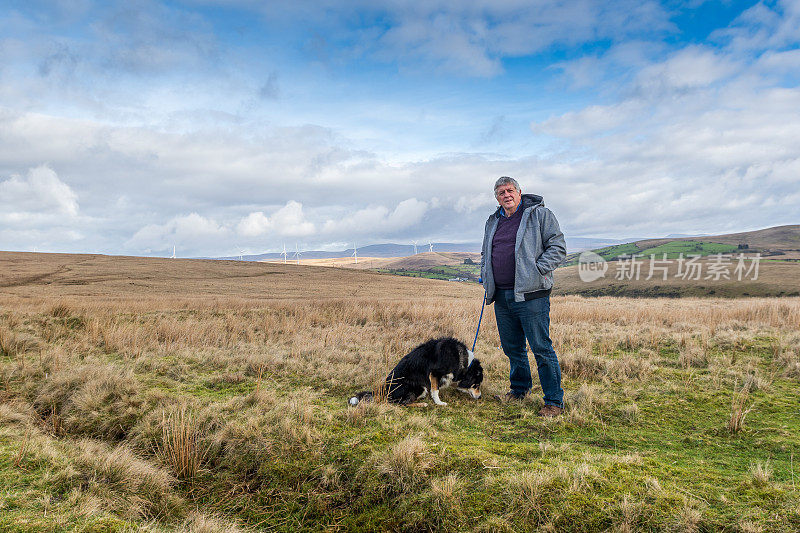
[{"x1": 480, "y1": 176, "x2": 567, "y2": 416}]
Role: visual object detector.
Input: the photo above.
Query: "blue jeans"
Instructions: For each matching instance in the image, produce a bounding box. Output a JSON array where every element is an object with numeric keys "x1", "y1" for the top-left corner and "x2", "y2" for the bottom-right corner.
[{"x1": 494, "y1": 289, "x2": 563, "y2": 407}]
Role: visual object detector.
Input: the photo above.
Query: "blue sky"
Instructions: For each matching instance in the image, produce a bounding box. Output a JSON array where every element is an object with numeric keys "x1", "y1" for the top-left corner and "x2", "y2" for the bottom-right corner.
[{"x1": 1, "y1": 0, "x2": 798, "y2": 256}]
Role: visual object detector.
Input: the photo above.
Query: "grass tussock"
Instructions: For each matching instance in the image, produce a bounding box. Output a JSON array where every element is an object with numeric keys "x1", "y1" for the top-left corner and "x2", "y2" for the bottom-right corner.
[
  {"x1": 371, "y1": 435, "x2": 434, "y2": 493},
  {"x1": 1, "y1": 418, "x2": 185, "y2": 525},
  {"x1": 502, "y1": 468, "x2": 569, "y2": 526},
  {"x1": 749, "y1": 461, "x2": 773, "y2": 487},
  {"x1": 618, "y1": 403, "x2": 640, "y2": 423},
  {"x1": 560, "y1": 350, "x2": 606, "y2": 380},
  {"x1": 676, "y1": 505, "x2": 703, "y2": 533},
  {"x1": 559, "y1": 350, "x2": 652, "y2": 382},
  {"x1": 71, "y1": 439, "x2": 183, "y2": 520},
  {"x1": 566, "y1": 383, "x2": 602, "y2": 425},
  {"x1": 0, "y1": 399, "x2": 38, "y2": 428},
  {"x1": 430, "y1": 472, "x2": 464, "y2": 513},
  {"x1": 0, "y1": 327, "x2": 38, "y2": 359},
  {"x1": 49, "y1": 302, "x2": 73, "y2": 318},
  {"x1": 157, "y1": 403, "x2": 209, "y2": 481},
  {"x1": 343, "y1": 398, "x2": 400, "y2": 427},
  {"x1": 606, "y1": 354, "x2": 653, "y2": 381},
  {"x1": 729, "y1": 381, "x2": 755, "y2": 434},
  {"x1": 679, "y1": 344, "x2": 709, "y2": 368},
  {"x1": 33, "y1": 363, "x2": 144, "y2": 439},
  {"x1": 614, "y1": 495, "x2": 641, "y2": 533},
  {"x1": 775, "y1": 346, "x2": 800, "y2": 379},
  {"x1": 181, "y1": 511, "x2": 246, "y2": 533}
]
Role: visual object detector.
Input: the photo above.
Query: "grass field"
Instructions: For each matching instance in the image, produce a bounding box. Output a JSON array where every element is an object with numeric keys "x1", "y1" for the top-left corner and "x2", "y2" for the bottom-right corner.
[
  {"x1": 1, "y1": 252, "x2": 799, "y2": 531},
  {"x1": 375, "y1": 262, "x2": 480, "y2": 282},
  {"x1": 565, "y1": 241, "x2": 741, "y2": 266}
]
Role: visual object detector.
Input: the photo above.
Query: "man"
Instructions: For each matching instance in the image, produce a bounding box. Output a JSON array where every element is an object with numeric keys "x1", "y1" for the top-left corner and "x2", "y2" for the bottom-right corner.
[{"x1": 480, "y1": 177, "x2": 566, "y2": 416}]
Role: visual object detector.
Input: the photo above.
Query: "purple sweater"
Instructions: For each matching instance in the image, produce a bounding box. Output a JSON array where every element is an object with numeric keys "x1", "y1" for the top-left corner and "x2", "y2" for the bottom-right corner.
[{"x1": 491, "y1": 205, "x2": 523, "y2": 289}]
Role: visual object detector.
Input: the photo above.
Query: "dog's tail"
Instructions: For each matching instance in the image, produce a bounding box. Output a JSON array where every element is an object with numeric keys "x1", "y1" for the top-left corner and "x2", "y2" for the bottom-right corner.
[{"x1": 348, "y1": 391, "x2": 374, "y2": 406}]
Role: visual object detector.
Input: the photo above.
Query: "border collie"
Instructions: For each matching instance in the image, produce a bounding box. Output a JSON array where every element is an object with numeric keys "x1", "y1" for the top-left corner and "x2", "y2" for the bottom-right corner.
[{"x1": 348, "y1": 337, "x2": 483, "y2": 407}]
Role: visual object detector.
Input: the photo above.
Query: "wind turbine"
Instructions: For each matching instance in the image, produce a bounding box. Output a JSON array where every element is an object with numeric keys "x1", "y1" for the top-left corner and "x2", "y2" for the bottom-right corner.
[
  {"x1": 239, "y1": 249, "x2": 245, "y2": 261},
  {"x1": 294, "y1": 243, "x2": 301, "y2": 265},
  {"x1": 428, "y1": 242, "x2": 434, "y2": 253},
  {"x1": 171, "y1": 245, "x2": 176, "y2": 259},
  {"x1": 352, "y1": 243, "x2": 358, "y2": 264},
  {"x1": 412, "y1": 240, "x2": 418, "y2": 255},
  {"x1": 281, "y1": 243, "x2": 288, "y2": 264}
]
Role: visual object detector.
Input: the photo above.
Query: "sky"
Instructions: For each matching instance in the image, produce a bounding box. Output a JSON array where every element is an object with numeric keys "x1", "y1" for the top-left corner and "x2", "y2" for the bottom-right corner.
[{"x1": 1, "y1": 0, "x2": 799, "y2": 257}]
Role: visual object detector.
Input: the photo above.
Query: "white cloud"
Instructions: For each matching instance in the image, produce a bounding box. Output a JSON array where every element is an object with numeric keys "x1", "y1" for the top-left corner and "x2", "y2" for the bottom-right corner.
[
  {"x1": 530, "y1": 80, "x2": 800, "y2": 237},
  {"x1": 634, "y1": 46, "x2": 738, "y2": 92},
  {"x1": 552, "y1": 40, "x2": 662, "y2": 89},
  {"x1": 234, "y1": 0, "x2": 674, "y2": 77},
  {"x1": 0, "y1": 165, "x2": 79, "y2": 221},
  {"x1": 236, "y1": 201, "x2": 316, "y2": 237},
  {"x1": 236, "y1": 212, "x2": 270, "y2": 237},
  {"x1": 1, "y1": 1, "x2": 798, "y2": 256},
  {"x1": 526, "y1": 6, "x2": 800, "y2": 238},
  {"x1": 712, "y1": 0, "x2": 800, "y2": 52},
  {"x1": 321, "y1": 198, "x2": 428, "y2": 235},
  {"x1": 355, "y1": 0, "x2": 675, "y2": 76},
  {"x1": 126, "y1": 213, "x2": 227, "y2": 253},
  {"x1": 535, "y1": 101, "x2": 645, "y2": 139},
  {"x1": 123, "y1": 198, "x2": 435, "y2": 255},
  {"x1": 454, "y1": 194, "x2": 494, "y2": 213},
  {"x1": 0, "y1": 165, "x2": 87, "y2": 251}
]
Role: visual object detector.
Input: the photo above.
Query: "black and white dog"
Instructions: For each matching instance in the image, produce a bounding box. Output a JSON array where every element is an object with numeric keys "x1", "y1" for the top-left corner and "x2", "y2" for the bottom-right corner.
[{"x1": 349, "y1": 337, "x2": 483, "y2": 407}]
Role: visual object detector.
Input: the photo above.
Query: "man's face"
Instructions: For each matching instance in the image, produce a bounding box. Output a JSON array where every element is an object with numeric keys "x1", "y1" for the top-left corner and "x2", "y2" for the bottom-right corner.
[{"x1": 495, "y1": 183, "x2": 521, "y2": 213}]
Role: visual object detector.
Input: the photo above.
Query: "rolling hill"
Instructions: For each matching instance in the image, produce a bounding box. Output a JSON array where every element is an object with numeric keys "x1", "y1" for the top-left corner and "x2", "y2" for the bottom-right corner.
[
  {"x1": 636, "y1": 224, "x2": 800, "y2": 251},
  {"x1": 568, "y1": 224, "x2": 800, "y2": 264}
]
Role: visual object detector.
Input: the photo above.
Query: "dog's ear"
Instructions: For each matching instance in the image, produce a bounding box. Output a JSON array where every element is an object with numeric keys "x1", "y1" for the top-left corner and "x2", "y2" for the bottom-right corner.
[
  {"x1": 458, "y1": 359, "x2": 483, "y2": 387},
  {"x1": 471, "y1": 359, "x2": 483, "y2": 381}
]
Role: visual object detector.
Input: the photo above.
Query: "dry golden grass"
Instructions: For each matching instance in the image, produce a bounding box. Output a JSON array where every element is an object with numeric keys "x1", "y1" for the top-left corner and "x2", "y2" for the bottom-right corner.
[
  {"x1": 0, "y1": 251, "x2": 471, "y2": 307},
  {"x1": 278, "y1": 251, "x2": 482, "y2": 271},
  {"x1": 70, "y1": 439, "x2": 180, "y2": 519},
  {"x1": 181, "y1": 511, "x2": 247, "y2": 533},
  {"x1": 750, "y1": 460, "x2": 773, "y2": 487},
  {"x1": 729, "y1": 380, "x2": 755, "y2": 434},
  {"x1": 158, "y1": 404, "x2": 208, "y2": 481},
  {"x1": 266, "y1": 256, "x2": 397, "y2": 269},
  {"x1": 370, "y1": 435, "x2": 434, "y2": 494},
  {"x1": 1, "y1": 252, "x2": 799, "y2": 531}
]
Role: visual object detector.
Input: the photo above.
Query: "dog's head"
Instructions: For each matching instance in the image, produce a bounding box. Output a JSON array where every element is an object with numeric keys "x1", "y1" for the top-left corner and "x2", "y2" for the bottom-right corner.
[{"x1": 457, "y1": 358, "x2": 483, "y2": 399}]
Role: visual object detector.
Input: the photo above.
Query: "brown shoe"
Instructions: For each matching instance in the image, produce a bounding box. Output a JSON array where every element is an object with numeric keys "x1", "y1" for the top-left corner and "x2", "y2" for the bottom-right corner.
[
  {"x1": 538, "y1": 405, "x2": 563, "y2": 417},
  {"x1": 494, "y1": 391, "x2": 527, "y2": 403}
]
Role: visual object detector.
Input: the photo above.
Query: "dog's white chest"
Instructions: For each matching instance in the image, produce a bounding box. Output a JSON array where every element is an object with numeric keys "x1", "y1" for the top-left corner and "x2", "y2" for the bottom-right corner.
[{"x1": 440, "y1": 373, "x2": 454, "y2": 388}]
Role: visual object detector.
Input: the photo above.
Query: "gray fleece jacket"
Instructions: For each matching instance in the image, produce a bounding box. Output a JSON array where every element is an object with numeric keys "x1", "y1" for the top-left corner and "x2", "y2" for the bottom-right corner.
[{"x1": 480, "y1": 194, "x2": 567, "y2": 304}]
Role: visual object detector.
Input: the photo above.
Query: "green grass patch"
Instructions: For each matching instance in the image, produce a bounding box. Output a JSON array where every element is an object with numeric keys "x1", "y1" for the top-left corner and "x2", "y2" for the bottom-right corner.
[
  {"x1": 2, "y1": 306, "x2": 799, "y2": 531},
  {"x1": 638, "y1": 241, "x2": 739, "y2": 259}
]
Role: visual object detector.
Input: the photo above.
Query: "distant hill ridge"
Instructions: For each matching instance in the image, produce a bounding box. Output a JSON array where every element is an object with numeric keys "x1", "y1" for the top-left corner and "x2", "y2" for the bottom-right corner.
[
  {"x1": 222, "y1": 237, "x2": 640, "y2": 261},
  {"x1": 635, "y1": 224, "x2": 800, "y2": 250},
  {"x1": 229, "y1": 242, "x2": 482, "y2": 261},
  {"x1": 219, "y1": 224, "x2": 799, "y2": 261},
  {"x1": 565, "y1": 224, "x2": 800, "y2": 267}
]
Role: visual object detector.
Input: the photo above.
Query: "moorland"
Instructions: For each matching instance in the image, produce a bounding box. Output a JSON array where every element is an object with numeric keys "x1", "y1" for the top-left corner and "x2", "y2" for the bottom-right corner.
[{"x1": 1, "y1": 251, "x2": 799, "y2": 531}]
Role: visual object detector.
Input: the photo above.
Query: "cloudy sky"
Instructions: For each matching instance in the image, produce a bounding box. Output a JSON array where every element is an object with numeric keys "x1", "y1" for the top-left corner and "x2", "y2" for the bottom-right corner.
[{"x1": 1, "y1": 0, "x2": 798, "y2": 257}]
